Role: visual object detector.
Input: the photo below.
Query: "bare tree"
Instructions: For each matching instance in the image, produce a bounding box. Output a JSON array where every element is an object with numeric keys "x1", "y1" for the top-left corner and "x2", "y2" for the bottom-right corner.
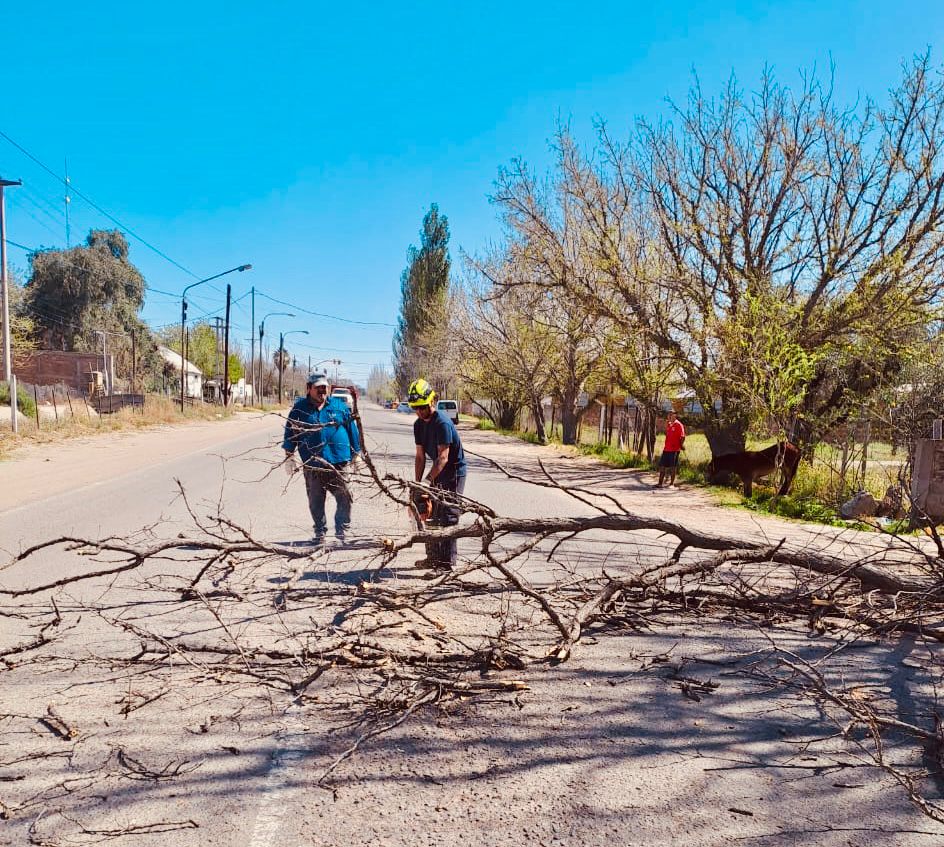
[
  {"x1": 491, "y1": 155, "x2": 610, "y2": 444},
  {"x1": 635, "y1": 57, "x2": 944, "y2": 452},
  {"x1": 454, "y1": 262, "x2": 548, "y2": 433}
]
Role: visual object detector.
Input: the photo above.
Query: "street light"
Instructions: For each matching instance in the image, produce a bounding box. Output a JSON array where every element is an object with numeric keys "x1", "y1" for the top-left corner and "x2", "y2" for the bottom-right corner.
[
  {"x1": 1, "y1": 177, "x2": 22, "y2": 433},
  {"x1": 309, "y1": 357, "x2": 341, "y2": 376},
  {"x1": 258, "y1": 312, "x2": 294, "y2": 405},
  {"x1": 180, "y1": 264, "x2": 251, "y2": 411},
  {"x1": 278, "y1": 330, "x2": 309, "y2": 402}
]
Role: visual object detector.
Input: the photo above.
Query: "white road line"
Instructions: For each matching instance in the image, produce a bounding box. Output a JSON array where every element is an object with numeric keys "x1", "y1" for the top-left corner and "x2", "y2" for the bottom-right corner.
[{"x1": 247, "y1": 726, "x2": 311, "y2": 847}]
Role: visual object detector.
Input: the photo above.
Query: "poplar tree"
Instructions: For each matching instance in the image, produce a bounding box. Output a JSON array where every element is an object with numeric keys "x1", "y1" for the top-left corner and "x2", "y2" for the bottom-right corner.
[{"x1": 393, "y1": 205, "x2": 451, "y2": 394}]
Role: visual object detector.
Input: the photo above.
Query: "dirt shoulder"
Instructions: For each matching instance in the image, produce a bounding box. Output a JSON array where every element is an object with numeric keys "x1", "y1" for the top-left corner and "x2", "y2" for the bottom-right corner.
[
  {"x1": 0, "y1": 410, "x2": 281, "y2": 514},
  {"x1": 461, "y1": 424, "x2": 939, "y2": 564}
]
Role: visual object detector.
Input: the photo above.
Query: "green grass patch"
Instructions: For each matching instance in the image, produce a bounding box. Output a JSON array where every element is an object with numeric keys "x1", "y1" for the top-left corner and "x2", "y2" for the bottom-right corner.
[
  {"x1": 744, "y1": 489, "x2": 844, "y2": 525},
  {"x1": 578, "y1": 441, "x2": 651, "y2": 470},
  {"x1": 0, "y1": 381, "x2": 36, "y2": 418},
  {"x1": 475, "y1": 418, "x2": 543, "y2": 443}
]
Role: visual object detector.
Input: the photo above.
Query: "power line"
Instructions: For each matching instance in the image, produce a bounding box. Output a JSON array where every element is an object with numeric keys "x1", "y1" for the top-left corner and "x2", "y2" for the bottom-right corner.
[
  {"x1": 4, "y1": 237, "x2": 182, "y2": 299},
  {"x1": 5, "y1": 200, "x2": 61, "y2": 242},
  {"x1": 289, "y1": 340, "x2": 392, "y2": 354},
  {"x1": 0, "y1": 129, "x2": 201, "y2": 279},
  {"x1": 255, "y1": 291, "x2": 395, "y2": 327}
]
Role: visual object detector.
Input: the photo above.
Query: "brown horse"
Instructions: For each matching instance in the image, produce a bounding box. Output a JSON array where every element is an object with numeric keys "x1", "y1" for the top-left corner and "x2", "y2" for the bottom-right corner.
[{"x1": 708, "y1": 442, "x2": 801, "y2": 497}]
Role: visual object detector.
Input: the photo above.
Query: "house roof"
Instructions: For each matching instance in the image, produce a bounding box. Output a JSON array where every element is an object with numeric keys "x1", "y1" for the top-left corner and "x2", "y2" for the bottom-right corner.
[{"x1": 158, "y1": 345, "x2": 202, "y2": 376}]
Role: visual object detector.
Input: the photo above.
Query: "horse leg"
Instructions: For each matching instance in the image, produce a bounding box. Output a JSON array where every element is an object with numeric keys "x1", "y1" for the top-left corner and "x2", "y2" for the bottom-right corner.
[
  {"x1": 778, "y1": 459, "x2": 799, "y2": 496},
  {"x1": 741, "y1": 474, "x2": 753, "y2": 497}
]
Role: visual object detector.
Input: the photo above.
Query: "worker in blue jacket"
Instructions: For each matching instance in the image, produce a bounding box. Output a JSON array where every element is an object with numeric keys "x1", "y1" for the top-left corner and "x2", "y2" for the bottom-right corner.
[{"x1": 283, "y1": 373, "x2": 361, "y2": 546}]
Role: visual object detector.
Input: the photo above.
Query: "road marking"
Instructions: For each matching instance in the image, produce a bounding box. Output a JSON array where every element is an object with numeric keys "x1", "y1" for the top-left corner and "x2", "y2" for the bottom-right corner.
[{"x1": 247, "y1": 726, "x2": 310, "y2": 847}]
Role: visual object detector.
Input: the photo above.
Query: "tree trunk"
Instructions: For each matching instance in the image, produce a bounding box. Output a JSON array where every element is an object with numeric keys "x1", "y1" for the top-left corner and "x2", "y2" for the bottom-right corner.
[
  {"x1": 496, "y1": 401, "x2": 518, "y2": 431},
  {"x1": 561, "y1": 404, "x2": 578, "y2": 445},
  {"x1": 702, "y1": 409, "x2": 750, "y2": 457},
  {"x1": 529, "y1": 394, "x2": 548, "y2": 444}
]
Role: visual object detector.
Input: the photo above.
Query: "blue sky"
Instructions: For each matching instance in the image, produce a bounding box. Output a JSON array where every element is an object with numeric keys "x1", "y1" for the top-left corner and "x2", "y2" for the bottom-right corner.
[{"x1": 2, "y1": 1, "x2": 943, "y2": 383}]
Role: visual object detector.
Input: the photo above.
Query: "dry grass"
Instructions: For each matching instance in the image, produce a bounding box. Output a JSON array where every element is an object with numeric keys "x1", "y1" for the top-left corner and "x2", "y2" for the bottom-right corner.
[{"x1": 0, "y1": 394, "x2": 242, "y2": 460}]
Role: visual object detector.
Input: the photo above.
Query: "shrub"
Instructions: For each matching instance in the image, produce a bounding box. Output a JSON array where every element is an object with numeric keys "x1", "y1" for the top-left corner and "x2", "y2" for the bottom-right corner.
[{"x1": 0, "y1": 381, "x2": 36, "y2": 418}]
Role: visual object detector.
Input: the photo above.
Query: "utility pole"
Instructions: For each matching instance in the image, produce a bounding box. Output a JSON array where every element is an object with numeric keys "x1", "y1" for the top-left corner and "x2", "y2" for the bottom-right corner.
[
  {"x1": 180, "y1": 298, "x2": 188, "y2": 411},
  {"x1": 213, "y1": 316, "x2": 222, "y2": 383},
  {"x1": 178, "y1": 263, "x2": 252, "y2": 412},
  {"x1": 0, "y1": 177, "x2": 22, "y2": 433},
  {"x1": 250, "y1": 287, "x2": 255, "y2": 406},
  {"x1": 277, "y1": 332, "x2": 284, "y2": 403},
  {"x1": 258, "y1": 322, "x2": 265, "y2": 406},
  {"x1": 101, "y1": 331, "x2": 108, "y2": 394},
  {"x1": 223, "y1": 284, "x2": 231, "y2": 407}
]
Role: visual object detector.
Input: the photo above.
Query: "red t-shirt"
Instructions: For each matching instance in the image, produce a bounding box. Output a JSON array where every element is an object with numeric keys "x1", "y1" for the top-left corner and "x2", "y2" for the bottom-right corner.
[{"x1": 664, "y1": 419, "x2": 685, "y2": 452}]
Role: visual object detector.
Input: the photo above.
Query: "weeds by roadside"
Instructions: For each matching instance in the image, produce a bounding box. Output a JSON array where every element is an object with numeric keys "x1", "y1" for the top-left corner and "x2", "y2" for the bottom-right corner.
[{"x1": 471, "y1": 417, "x2": 917, "y2": 531}]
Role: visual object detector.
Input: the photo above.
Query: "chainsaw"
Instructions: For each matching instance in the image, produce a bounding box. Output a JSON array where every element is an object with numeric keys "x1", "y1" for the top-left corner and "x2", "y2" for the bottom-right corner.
[{"x1": 410, "y1": 489, "x2": 434, "y2": 530}]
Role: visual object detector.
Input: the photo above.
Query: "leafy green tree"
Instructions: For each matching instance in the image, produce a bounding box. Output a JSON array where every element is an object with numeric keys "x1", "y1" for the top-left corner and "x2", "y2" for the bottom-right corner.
[
  {"x1": 367, "y1": 364, "x2": 396, "y2": 402},
  {"x1": 226, "y1": 353, "x2": 243, "y2": 384},
  {"x1": 393, "y1": 205, "x2": 451, "y2": 393},
  {"x1": 8, "y1": 270, "x2": 36, "y2": 358},
  {"x1": 24, "y1": 230, "x2": 160, "y2": 387},
  {"x1": 26, "y1": 230, "x2": 148, "y2": 350},
  {"x1": 157, "y1": 322, "x2": 243, "y2": 386}
]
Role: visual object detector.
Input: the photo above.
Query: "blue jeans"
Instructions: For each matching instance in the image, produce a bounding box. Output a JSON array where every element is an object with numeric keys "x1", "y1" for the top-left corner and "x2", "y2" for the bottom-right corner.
[{"x1": 303, "y1": 463, "x2": 352, "y2": 536}]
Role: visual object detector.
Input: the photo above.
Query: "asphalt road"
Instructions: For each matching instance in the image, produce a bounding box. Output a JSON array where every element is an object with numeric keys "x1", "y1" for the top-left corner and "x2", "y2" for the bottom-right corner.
[{"x1": 1, "y1": 406, "x2": 940, "y2": 846}]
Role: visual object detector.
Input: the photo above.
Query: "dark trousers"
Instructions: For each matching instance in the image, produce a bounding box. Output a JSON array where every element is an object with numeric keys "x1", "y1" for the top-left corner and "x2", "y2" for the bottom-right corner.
[
  {"x1": 303, "y1": 463, "x2": 351, "y2": 536},
  {"x1": 427, "y1": 474, "x2": 466, "y2": 568}
]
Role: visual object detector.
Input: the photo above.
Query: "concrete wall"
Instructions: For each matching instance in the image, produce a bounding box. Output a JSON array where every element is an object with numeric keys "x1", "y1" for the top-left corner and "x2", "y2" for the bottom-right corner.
[{"x1": 911, "y1": 439, "x2": 944, "y2": 522}]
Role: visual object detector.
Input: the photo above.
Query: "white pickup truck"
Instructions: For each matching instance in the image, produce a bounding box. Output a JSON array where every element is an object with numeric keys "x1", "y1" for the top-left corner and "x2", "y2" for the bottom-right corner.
[
  {"x1": 437, "y1": 399, "x2": 459, "y2": 424},
  {"x1": 331, "y1": 388, "x2": 354, "y2": 410}
]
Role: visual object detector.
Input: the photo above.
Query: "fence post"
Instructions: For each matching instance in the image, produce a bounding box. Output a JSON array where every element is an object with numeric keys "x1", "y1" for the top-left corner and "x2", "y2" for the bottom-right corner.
[
  {"x1": 9, "y1": 374, "x2": 18, "y2": 434},
  {"x1": 82, "y1": 394, "x2": 91, "y2": 421},
  {"x1": 51, "y1": 387, "x2": 59, "y2": 423},
  {"x1": 66, "y1": 389, "x2": 75, "y2": 419},
  {"x1": 33, "y1": 384, "x2": 40, "y2": 430}
]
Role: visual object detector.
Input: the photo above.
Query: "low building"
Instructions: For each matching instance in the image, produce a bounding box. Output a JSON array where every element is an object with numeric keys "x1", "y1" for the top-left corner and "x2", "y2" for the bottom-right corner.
[{"x1": 158, "y1": 346, "x2": 202, "y2": 398}]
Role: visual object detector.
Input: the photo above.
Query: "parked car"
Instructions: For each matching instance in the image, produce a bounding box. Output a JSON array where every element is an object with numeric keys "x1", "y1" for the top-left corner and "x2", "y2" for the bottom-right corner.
[
  {"x1": 437, "y1": 399, "x2": 459, "y2": 424},
  {"x1": 383, "y1": 399, "x2": 394, "y2": 409},
  {"x1": 331, "y1": 388, "x2": 354, "y2": 410},
  {"x1": 397, "y1": 402, "x2": 412, "y2": 413}
]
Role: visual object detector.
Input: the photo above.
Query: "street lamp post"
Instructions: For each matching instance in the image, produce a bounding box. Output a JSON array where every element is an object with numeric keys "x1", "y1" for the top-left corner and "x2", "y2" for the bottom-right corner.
[
  {"x1": 1, "y1": 177, "x2": 22, "y2": 433},
  {"x1": 258, "y1": 312, "x2": 294, "y2": 406},
  {"x1": 306, "y1": 358, "x2": 341, "y2": 387},
  {"x1": 277, "y1": 330, "x2": 309, "y2": 403},
  {"x1": 180, "y1": 264, "x2": 251, "y2": 411}
]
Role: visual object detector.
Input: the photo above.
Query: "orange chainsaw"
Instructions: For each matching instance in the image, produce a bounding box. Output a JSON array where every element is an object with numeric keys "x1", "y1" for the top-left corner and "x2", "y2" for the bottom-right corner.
[{"x1": 410, "y1": 489, "x2": 434, "y2": 530}]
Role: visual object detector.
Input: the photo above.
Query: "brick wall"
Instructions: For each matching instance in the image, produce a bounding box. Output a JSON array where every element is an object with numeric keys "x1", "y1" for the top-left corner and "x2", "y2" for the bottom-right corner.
[{"x1": 14, "y1": 351, "x2": 113, "y2": 392}]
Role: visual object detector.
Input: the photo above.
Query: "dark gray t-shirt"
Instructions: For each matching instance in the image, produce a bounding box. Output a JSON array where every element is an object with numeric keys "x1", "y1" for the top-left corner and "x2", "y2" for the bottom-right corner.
[{"x1": 414, "y1": 410, "x2": 467, "y2": 483}]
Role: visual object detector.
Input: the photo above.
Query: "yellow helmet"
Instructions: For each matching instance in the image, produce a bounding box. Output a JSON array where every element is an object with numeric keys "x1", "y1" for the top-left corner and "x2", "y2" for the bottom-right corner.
[{"x1": 407, "y1": 378, "x2": 436, "y2": 408}]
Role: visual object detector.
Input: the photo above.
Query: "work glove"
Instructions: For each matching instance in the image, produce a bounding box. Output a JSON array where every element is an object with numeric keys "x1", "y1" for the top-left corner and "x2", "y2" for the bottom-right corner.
[{"x1": 283, "y1": 452, "x2": 299, "y2": 478}]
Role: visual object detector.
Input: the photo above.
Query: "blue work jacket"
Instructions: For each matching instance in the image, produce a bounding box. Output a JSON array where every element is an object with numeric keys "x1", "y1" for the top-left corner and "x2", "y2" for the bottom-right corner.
[{"x1": 282, "y1": 395, "x2": 361, "y2": 466}]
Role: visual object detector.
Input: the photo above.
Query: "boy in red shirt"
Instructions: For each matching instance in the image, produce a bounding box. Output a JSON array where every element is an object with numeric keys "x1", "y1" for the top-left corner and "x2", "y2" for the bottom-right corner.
[{"x1": 657, "y1": 411, "x2": 686, "y2": 488}]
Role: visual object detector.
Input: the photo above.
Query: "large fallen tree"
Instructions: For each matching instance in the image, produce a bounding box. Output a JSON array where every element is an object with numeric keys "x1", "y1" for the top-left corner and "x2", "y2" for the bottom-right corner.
[{"x1": 2, "y1": 410, "x2": 943, "y2": 843}]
